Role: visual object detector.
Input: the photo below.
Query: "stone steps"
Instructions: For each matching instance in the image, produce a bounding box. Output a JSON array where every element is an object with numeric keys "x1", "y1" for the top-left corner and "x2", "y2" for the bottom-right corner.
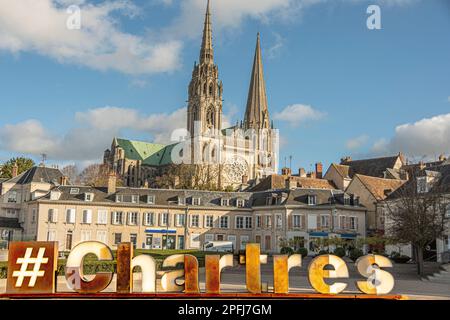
[{"x1": 423, "y1": 264, "x2": 450, "y2": 283}]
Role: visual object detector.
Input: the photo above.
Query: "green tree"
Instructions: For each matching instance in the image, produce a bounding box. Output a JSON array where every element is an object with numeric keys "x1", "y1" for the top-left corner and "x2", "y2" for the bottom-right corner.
[{"x1": 0, "y1": 157, "x2": 35, "y2": 179}]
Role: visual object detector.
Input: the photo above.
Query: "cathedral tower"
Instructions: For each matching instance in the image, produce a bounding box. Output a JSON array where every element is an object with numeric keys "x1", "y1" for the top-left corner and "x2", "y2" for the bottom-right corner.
[{"x1": 187, "y1": 0, "x2": 223, "y2": 138}]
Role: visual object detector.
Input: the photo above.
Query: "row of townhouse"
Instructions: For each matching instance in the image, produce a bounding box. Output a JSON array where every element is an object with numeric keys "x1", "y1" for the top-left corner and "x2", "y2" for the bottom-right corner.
[{"x1": 1, "y1": 166, "x2": 367, "y2": 254}]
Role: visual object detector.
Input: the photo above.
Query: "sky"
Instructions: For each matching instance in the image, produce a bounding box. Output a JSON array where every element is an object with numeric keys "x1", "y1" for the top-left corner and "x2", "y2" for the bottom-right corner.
[{"x1": 0, "y1": 0, "x2": 449, "y2": 173}]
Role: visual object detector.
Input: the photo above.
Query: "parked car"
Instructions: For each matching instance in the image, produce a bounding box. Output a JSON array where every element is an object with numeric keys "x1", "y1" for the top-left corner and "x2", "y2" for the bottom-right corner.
[{"x1": 203, "y1": 241, "x2": 234, "y2": 253}]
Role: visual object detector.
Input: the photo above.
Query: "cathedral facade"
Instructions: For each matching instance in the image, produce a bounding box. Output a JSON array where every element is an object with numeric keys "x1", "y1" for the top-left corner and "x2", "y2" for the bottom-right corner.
[{"x1": 104, "y1": 1, "x2": 279, "y2": 190}]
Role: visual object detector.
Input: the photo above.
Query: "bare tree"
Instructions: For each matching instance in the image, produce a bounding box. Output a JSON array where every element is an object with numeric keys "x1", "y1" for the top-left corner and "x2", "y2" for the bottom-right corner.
[
  {"x1": 154, "y1": 164, "x2": 220, "y2": 191},
  {"x1": 384, "y1": 170, "x2": 449, "y2": 276},
  {"x1": 78, "y1": 164, "x2": 123, "y2": 188},
  {"x1": 61, "y1": 165, "x2": 79, "y2": 184}
]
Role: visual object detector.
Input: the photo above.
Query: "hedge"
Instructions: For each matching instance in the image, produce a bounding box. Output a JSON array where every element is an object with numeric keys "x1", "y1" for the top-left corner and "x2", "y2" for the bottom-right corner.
[{"x1": 0, "y1": 251, "x2": 209, "y2": 279}]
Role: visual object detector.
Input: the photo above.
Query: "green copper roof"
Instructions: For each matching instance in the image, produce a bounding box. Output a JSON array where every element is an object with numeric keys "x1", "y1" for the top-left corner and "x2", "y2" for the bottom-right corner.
[{"x1": 115, "y1": 138, "x2": 176, "y2": 166}]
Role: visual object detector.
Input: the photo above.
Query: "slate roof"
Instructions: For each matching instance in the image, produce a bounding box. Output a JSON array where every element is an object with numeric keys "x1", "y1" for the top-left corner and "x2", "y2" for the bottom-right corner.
[
  {"x1": 5, "y1": 166, "x2": 64, "y2": 185},
  {"x1": 329, "y1": 163, "x2": 350, "y2": 178},
  {"x1": 354, "y1": 174, "x2": 406, "y2": 201},
  {"x1": 0, "y1": 217, "x2": 22, "y2": 229},
  {"x1": 341, "y1": 155, "x2": 401, "y2": 178},
  {"x1": 386, "y1": 164, "x2": 450, "y2": 199},
  {"x1": 36, "y1": 185, "x2": 365, "y2": 210},
  {"x1": 40, "y1": 186, "x2": 253, "y2": 208},
  {"x1": 247, "y1": 174, "x2": 336, "y2": 192}
]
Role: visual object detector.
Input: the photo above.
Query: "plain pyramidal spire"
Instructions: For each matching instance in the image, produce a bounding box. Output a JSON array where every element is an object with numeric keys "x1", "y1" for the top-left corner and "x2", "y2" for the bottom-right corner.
[
  {"x1": 244, "y1": 33, "x2": 270, "y2": 130},
  {"x1": 200, "y1": 0, "x2": 213, "y2": 64}
]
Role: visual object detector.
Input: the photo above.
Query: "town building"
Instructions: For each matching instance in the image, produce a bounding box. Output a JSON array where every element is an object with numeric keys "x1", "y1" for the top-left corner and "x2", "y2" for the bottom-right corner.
[{"x1": 104, "y1": 0, "x2": 278, "y2": 190}]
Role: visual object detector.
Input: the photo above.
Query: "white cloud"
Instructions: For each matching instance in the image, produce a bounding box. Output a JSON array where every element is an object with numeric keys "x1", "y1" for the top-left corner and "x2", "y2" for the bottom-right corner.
[
  {"x1": 0, "y1": 0, "x2": 182, "y2": 75},
  {"x1": 0, "y1": 107, "x2": 187, "y2": 162},
  {"x1": 447, "y1": 96, "x2": 450, "y2": 102},
  {"x1": 370, "y1": 113, "x2": 450, "y2": 158},
  {"x1": 267, "y1": 32, "x2": 286, "y2": 59},
  {"x1": 346, "y1": 135, "x2": 369, "y2": 150},
  {"x1": 273, "y1": 104, "x2": 326, "y2": 126}
]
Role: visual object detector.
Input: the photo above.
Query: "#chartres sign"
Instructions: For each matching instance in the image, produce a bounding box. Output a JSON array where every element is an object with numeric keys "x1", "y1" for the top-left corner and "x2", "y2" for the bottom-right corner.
[{"x1": 5, "y1": 241, "x2": 395, "y2": 296}]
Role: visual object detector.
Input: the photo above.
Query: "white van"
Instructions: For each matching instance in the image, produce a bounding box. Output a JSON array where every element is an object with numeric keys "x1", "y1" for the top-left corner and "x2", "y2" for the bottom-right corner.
[{"x1": 203, "y1": 241, "x2": 234, "y2": 253}]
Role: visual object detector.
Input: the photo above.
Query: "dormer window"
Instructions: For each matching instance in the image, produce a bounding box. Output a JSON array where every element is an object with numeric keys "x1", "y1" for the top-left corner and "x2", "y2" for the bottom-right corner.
[
  {"x1": 131, "y1": 195, "x2": 139, "y2": 204},
  {"x1": 70, "y1": 188, "x2": 80, "y2": 195},
  {"x1": 50, "y1": 191, "x2": 61, "y2": 201},
  {"x1": 221, "y1": 198, "x2": 229, "y2": 206},
  {"x1": 7, "y1": 191, "x2": 17, "y2": 203},
  {"x1": 417, "y1": 177, "x2": 428, "y2": 193},
  {"x1": 178, "y1": 197, "x2": 186, "y2": 205},
  {"x1": 236, "y1": 199, "x2": 245, "y2": 208},
  {"x1": 307, "y1": 195, "x2": 317, "y2": 206},
  {"x1": 147, "y1": 195, "x2": 155, "y2": 205},
  {"x1": 192, "y1": 197, "x2": 201, "y2": 206},
  {"x1": 85, "y1": 193, "x2": 94, "y2": 202},
  {"x1": 344, "y1": 196, "x2": 351, "y2": 205}
]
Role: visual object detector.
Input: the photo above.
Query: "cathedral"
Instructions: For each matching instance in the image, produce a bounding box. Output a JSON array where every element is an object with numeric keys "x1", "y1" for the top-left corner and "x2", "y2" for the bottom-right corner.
[{"x1": 104, "y1": 0, "x2": 279, "y2": 190}]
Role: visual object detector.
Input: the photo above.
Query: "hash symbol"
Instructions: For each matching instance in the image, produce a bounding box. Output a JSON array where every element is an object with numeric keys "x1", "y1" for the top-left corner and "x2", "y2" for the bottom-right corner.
[{"x1": 12, "y1": 248, "x2": 49, "y2": 287}]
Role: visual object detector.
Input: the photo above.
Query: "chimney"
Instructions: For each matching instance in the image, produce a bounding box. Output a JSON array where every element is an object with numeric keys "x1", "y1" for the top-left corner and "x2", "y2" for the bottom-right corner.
[
  {"x1": 340, "y1": 156, "x2": 352, "y2": 164},
  {"x1": 60, "y1": 175, "x2": 68, "y2": 186},
  {"x1": 299, "y1": 168, "x2": 306, "y2": 178},
  {"x1": 285, "y1": 177, "x2": 297, "y2": 190},
  {"x1": 307, "y1": 171, "x2": 316, "y2": 179},
  {"x1": 107, "y1": 172, "x2": 117, "y2": 194},
  {"x1": 281, "y1": 167, "x2": 292, "y2": 176},
  {"x1": 315, "y1": 162, "x2": 323, "y2": 179},
  {"x1": 439, "y1": 154, "x2": 447, "y2": 162},
  {"x1": 11, "y1": 162, "x2": 19, "y2": 178}
]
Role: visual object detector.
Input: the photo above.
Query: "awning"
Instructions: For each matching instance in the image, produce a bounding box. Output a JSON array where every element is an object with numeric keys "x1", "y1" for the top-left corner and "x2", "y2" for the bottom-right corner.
[
  {"x1": 340, "y1": 233, "x2": 357, "y2": 239},
  {"x1": 145, "y1": 229, "x2": 177, "y2": 234},
  {"x1": 309, "y1": 232, "x2": 328, "y2": 237}
]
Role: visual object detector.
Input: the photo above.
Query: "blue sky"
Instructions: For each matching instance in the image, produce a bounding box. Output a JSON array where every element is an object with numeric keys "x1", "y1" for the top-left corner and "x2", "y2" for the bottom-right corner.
[{"x1": 0, "y1": 0, "x2": 449, "y2": 173}]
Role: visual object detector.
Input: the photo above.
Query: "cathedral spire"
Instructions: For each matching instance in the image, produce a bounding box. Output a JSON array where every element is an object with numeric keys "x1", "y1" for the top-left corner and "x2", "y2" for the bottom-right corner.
[
  {"x1": 200, "y1": 0, "x2": 213, "y2": 64},
  {"x1": 244, "y1": 33, "x2": 270, "y2": 130}
]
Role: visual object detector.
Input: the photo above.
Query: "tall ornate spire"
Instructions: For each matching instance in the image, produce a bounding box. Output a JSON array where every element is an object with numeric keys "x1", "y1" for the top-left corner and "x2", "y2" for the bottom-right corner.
[
  {"x1": 200, "y1": 0, "x2": 213, "y2": 64},
  {"x1": 244, "y1": 33, "x2": 270, "y2": 130}
]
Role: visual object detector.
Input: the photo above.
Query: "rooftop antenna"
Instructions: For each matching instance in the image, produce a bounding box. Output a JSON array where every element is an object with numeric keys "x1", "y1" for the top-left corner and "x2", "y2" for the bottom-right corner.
[
  {"x1": 289, "y1": 155, "x2": 292, "y2": 171},
  {"x1": 40, "y1": 153, "x2": 47, "y2": 167}
]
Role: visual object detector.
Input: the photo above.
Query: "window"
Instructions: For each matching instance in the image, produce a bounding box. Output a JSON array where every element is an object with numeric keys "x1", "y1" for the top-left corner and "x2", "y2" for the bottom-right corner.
[
  {"x1": 265, "y1": 215, "x2": 272, "y2": 228},
  {"x1": 205, "y1": 234, "x2": 214, "y2": 243},
  {"x1": 97, "y1": 210, "x2": 108, "y2": 225},
  {"x1": 344, "y1": 196, "x2": 351, "y2": 205},
  {"x1": 307, "y1": 214, "x2": 317, "y2": 230},
  {"x1": 114, "y1": 233, "x2": 122, "y2": 245},
  {"x1": 116, "y1": 194, "x2": 139, "y2": 203},
  {"x1": 82, "y1": 209, "x2": 92, "y2": 224},
  {"x1": 128, "y1": 212, "x2": 139, "y2": 225},
  {"x1": 240, "y1": 235, "x2": 249, "y2": 250},
  {"x1": 349, "y1": 217, "x2": 357, "y2": 230},
  {"x1": 143, "y1": 212, "x2": 154, "y2": 226},
  {"x1": 160, "y1": 213, "x2": 169, "y2": 226},
  {"x1": 417, "y1": 177, "x2": 428, "y2": 193},
  {"x1": 220, "y1": 216, "x2": 229, "y2": 229},
  {"x1": 205, "y1": 215, "x2": 214, "y2": 228},
  {"x1": 47, "y1": 230, "x2": 56, "y2": 241},
  {"x1": 236, "y1": 216, "x2": 252, "y2": 229},
  {"x1": 131, "y1": 195, "x2": 139, "y2": 204},
  {"x1": 339, "y1": 216, "x2": 346, "y2": 229},
  {"x1": 84, "y1": 193, "x2": 94, "y2": 202},
  {"x1": 31, "y1": 209, "x2": 36, "y2": 223},
  {"x1": 321, "y1": 215, "x2": 330, "y2": 228},
  {"x1": 81, "y1": 230, "x2": 91, "y2": 241},
  {"x1": 96, "y1": 230, "x2": 107, "y2": 244},
  {"x1": 130, "y1": 234, "x2": 137, "y2": 248},
  {"x1": 112, "y1": 211, "x2": 123, "y2": 225},
  {"x1": 66, "y1": 209, "x2": 76, "y2": 224},
  {"x1": 48, "y1": 209, "x2": 58, "y2": 223},
  {"x1": 236, "y1": 199, "x2": 245, "y2": 208},
  {"x1": 256, "y1": 215, "x2": 262, "y2": 228},
  {"x1": 221, "y1": 198, "x2": 229, "y2": 206},
  {"x1": 70, "y1": 188, "x2": 79, "y2": 195},
  {"x1": 7, "y1": 191, "x2": 17, "y2": 203},
  {"x1": 175, "y1": 214, "x2": 185, "y2": 227},
  {"x1": 276, "y1": 214, "x2": 282, "y2": 229},
  {"x1": 308, "y1": 195, "x2": 317, "y2": 206},
  {"x1": 191, "y1": 215, "x2": 200, "y2": 228},
  {"x1": 178, "y1": 197, "x2": 186, "y2": 205},
  {"x1": 293, "y1": 215, "x2": 303, "y2": 228},
  {"x1": 147, "y1": 195, "x2": 155, "y2": 204},
  {"x1": 192, "y1": 197, "x2": 201, "y2": 206}
]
